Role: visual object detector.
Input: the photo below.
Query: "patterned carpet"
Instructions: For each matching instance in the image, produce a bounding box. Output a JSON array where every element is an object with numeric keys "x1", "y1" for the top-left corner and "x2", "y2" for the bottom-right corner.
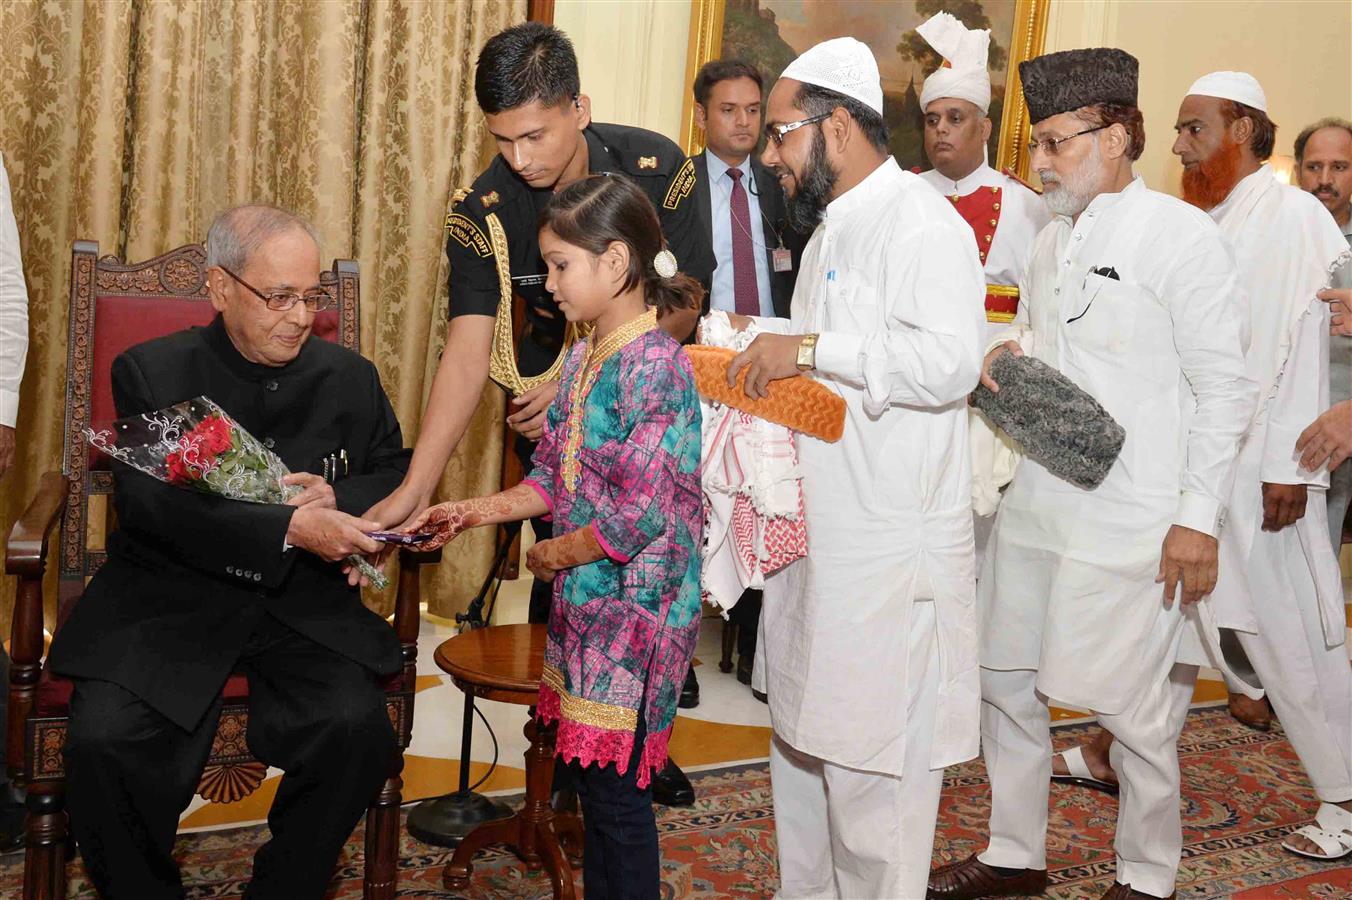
[{"x1": 2, "y1": 706, "x2": 1349, "y2": 899}]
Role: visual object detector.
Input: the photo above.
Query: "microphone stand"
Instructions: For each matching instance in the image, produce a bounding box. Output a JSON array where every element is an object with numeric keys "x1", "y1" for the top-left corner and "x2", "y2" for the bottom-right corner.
[{"x1": 405, "y1": 520, "x2": 521, "y2": 847}]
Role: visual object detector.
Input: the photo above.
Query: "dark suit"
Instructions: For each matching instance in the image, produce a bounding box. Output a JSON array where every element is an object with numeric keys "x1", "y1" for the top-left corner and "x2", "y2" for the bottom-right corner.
[
  {"x1": 49, "y1": 316, "x2": 411, "y2": 900},
  {"x1": 690, "y1": 150, "x2": 804, "y2": 676},
  {"x1": 690, "y1": 150, "x2": 804, "y2": 319}
]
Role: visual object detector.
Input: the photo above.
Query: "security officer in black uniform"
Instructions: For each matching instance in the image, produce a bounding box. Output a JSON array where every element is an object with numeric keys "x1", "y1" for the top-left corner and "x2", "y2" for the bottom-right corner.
[{"x1": 367, "y1": 22, "x2": 711, "y2": 807}]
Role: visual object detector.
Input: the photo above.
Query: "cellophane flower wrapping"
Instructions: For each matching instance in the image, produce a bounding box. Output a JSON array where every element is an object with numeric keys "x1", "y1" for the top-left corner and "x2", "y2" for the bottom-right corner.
[{"x1": 85, "y1": 395, "x2": 387, "y2": 590}]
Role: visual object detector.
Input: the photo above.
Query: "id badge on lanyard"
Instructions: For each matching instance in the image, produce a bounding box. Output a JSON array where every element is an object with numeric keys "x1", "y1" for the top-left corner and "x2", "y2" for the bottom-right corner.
[{"x1": 771, "y1": 244, "x2": 792, "y2": 273}]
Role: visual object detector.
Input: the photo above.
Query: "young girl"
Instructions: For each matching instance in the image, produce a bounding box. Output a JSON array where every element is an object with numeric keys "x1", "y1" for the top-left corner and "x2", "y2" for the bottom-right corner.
[{"x1": 406, "y1": 175, "x2": 703, "y2": 898}]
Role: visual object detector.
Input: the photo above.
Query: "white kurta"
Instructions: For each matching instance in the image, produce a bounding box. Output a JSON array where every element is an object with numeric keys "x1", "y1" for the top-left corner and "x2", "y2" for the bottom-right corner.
[
  {"x1": 1206, "y1": 166, "x2": 1352, "y2": 803},
  {"x1": 979, "y1": 177, "x2": 1255, "y2": 715},
  {"x1": 920, "y1": 164, "x2": 1051, "y2": 518},
  {"x1": 752, "y1": 157, "x2": 986, "y2": 774}
]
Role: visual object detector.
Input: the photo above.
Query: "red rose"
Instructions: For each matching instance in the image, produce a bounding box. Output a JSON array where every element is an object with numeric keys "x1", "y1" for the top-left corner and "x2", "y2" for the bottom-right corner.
[
  {"x1": 192, "y1": 415, "x2": 234, "y2": 455},
  {"x1": 165, "y1": 450, "x2": 193, "y2": 484}
]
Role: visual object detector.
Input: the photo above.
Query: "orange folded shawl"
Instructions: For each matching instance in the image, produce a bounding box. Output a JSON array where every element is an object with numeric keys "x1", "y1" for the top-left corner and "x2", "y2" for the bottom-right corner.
[{"x1": 683, "y1": 345, "x2": 846, "y2": 443}]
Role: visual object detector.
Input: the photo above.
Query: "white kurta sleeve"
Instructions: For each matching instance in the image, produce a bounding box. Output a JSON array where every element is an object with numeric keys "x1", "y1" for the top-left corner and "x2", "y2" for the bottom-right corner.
[
  {"x1": 813, "y1": 222, "x2": 984, "y2": 415},
  {"x1": 1161, "y1": 232, "x2": 1256, "y2": 536},
  {"x1": 0, "y1": 155, "x2": 28, "y2": 428},
  {"x1": 1260, "y1": 299, "x2": 1331, "y2": 488}
]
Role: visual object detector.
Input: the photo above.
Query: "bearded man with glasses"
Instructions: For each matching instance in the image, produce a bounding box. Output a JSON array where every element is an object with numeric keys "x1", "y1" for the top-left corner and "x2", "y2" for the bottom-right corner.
[
  {"x1": 49, "y1": 204, "x2": 413, "y2": 899},
  {"x1": 929, "y1": 50, "x2": 1255, "y2": 900},
  {"x1": 726, "y1": 36, "x2": 986, "y2": 899}
]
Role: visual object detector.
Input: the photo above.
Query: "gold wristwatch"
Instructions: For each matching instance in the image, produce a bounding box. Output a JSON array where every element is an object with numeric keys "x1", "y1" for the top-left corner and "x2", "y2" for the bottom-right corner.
[{"x1": 796, "y1": 333, "x2": 819, "y2": 371}]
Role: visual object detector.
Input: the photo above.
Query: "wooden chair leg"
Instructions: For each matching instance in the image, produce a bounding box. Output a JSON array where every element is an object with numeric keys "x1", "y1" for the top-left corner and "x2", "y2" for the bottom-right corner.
[
  {"x1": 23, "y1": 784, "x2": 67, "y2": 900},
  {"x1": 720, "y1": 619, "x2": 737, "y2": 673},
  {"x1": 362, "y1": 763, "x2": 404, "y2": 900}
]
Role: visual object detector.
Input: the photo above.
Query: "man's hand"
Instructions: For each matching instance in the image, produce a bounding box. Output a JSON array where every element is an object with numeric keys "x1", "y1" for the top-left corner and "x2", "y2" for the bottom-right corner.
[
  {"x1": 1296, "y1": 399, "x2": 1352, "y2": 472},
  {"x1": 727, "y1": 333, "x2": 806, "y2": 399},
  {"x1": 507, "y1": 380, "x2": 558, "y2": 442},
  {"x1": 1261, "y1": 482, "x2": 1308, "y2": 532},
  {"x1": 0, "y1": 425, "x2": 13, "y2": 481},
  {"x1": 658, "y1": 303, "x2": 700, "y2": 343},
  {"x1": 1156, "y1": 524, "x2": 1218, "y2": 607},
  {"x1": 979, "y1": 341, "x2": 1023, "y2": 393},
  {"x1": 1317, "y1": 287, "x2": 1352, "y2": 337},
  {"x1": 364, "y1": 485, "x2": 431, "y2": 531},
  {"x1": 283, "y1": 472, "x2": 336, "y2": 510},
  {"x1": 286, "y1": 507, "x2": 383, "y2": 562}
]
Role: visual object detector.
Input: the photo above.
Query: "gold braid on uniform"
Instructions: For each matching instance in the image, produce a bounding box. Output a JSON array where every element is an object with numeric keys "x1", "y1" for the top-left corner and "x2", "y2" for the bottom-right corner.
[{"x1": 484, "y1": 212, "x2": 587, "y2": 396}]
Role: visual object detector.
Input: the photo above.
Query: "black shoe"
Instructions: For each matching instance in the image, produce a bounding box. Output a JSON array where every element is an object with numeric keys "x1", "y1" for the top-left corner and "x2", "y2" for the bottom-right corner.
[
  {"x1": 650, "y1": 758, "x2": 695, "y2": 807},
  {"x1": 736, "y1": 654, "x2": 752, "y2": 686},
  {"x1": 678, "y1": 666, "x2": 700, "y2": 709}
]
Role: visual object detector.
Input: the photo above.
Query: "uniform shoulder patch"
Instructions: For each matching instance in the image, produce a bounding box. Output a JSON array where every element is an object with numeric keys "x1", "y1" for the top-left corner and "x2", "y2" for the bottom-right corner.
[
  {"x1": 1001, "y1": 167, "x2": 1042, "y2": 195},
  {"x1": 445, "y1": 212, "x2": 492, "y2": 258},
  {"x1": 451, "y1": 186, "x2": 472, "y2": 206},
  {"x1": 663, "y1": 158, "x2": 697, "y2": 210}
]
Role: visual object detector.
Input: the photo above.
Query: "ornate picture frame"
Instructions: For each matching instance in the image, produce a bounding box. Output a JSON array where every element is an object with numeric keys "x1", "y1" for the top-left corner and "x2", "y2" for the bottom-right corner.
[{"x1": 680, "y1": 0, "x2": 1050, "y2": 178}]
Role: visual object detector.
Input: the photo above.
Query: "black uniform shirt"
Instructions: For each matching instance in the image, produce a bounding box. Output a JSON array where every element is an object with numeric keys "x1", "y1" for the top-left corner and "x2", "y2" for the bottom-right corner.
[{"x1": 445, "y1": 122, "x2": 714, "y2": 375}]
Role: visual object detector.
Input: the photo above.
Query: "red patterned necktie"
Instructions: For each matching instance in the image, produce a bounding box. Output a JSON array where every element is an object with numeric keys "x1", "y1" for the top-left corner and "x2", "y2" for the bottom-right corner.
[{"x1": 728, "y1": 167, "x2": 759, "y2": 316}]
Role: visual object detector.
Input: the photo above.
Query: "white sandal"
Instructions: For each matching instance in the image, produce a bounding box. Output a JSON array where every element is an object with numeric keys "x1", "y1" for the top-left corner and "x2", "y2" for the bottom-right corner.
[
  {"x1": 1281, "y1": 802, "x2": 1352, "y2": 860},
  {"x1": 1051, "y1": 744, "x2": 1119, "y2": 795}
]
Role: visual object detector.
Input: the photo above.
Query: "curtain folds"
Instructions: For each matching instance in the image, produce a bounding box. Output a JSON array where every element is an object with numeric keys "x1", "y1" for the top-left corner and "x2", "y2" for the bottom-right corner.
[{"x1": 0, "y1": 0, "x2": 526, "y2": 624}]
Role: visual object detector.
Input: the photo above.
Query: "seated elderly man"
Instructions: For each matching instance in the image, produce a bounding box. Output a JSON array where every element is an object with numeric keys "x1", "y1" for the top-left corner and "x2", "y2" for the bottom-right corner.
[{"x1": 47, "y1": 205, "x2": 410, "y2": 899}]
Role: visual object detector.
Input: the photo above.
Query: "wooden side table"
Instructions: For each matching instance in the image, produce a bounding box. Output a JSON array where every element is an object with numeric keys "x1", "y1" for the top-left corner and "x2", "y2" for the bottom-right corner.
[{"x1": 434, "y1": 623, "x2": 582, "y2": 899}]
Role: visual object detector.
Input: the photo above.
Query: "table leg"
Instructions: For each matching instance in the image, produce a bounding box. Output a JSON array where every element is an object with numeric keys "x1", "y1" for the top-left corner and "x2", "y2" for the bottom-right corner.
[{"x1": 443, "y1": 709, "x2": 577, "y2": 898}]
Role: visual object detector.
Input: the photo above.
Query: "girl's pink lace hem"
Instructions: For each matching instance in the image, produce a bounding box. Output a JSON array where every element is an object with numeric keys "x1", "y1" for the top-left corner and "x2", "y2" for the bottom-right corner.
[{"x1": 537, "y1": 684, "x2": 672, "y2": 789}]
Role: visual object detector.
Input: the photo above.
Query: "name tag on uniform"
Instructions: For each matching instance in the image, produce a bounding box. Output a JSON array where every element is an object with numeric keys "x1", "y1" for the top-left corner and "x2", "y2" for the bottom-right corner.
[{"x1": 772, "y1": 247, "x2": 793, "y2": 273}]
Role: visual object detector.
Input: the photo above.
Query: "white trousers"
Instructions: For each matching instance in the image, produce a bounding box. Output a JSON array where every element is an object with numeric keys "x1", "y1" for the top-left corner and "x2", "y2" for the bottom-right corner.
[
  {"x1": 1238, "y1": 528, "x2": 1352, "y2": 802},
  {"x1": 770, "y1": 601, "x2": 942, "y2": 900},
  {"x1": 980, "y1": 663, "x2": 1197, "y2": 898}
]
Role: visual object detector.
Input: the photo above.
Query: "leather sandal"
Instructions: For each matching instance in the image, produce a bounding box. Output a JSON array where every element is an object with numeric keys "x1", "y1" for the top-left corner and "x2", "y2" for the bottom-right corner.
[{"x1": 927, "y1": 853, "x2": 1048, "y2": 899}]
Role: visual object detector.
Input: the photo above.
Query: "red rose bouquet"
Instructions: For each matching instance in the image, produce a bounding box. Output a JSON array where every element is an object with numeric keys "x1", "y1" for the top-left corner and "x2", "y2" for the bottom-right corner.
[{"x1": 86, "y1": 396, "x2": 386, "y2": 589}]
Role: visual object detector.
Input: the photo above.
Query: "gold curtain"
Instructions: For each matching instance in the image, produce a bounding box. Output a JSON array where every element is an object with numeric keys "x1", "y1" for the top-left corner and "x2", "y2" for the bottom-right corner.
[{"x1": 0, "y1": 0, "x2": 526, "y2": 623}]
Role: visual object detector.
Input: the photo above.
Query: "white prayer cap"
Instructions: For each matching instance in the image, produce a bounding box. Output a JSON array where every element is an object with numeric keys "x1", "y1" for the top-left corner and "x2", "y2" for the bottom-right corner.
[
  {"x1": 1186, "y1": 71, "x2": 1268, "y2": 112},
  {"x1": 780, "y1": 37, "x2": 884, "y2": 115},
  {"x1": 917, "y1": 12, "x2": 992, "y2": 114}
]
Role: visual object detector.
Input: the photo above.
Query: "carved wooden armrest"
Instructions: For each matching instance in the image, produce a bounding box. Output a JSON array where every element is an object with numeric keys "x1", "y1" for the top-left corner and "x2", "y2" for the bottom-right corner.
[
  {"x1": 5, "y1": 471, "x2": 68, "y2": 780},
  {"x1": 5, "y1": 471, "x2": 67, "y2": 585},
  {"x1": 392, "y1": 547, "x2": 440, "y2": 671}
]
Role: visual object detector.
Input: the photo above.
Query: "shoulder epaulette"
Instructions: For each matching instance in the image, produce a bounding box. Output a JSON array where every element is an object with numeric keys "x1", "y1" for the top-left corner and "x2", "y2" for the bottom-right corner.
[{"x1": 1001, "y1": 167, "x2": 1042, "y2": 196}]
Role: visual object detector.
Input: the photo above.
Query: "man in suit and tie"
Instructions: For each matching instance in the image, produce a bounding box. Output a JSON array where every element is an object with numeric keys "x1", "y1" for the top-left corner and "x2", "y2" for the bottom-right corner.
[{"x1": 689, "y1": 59, "x2": 802, "y2": 698}]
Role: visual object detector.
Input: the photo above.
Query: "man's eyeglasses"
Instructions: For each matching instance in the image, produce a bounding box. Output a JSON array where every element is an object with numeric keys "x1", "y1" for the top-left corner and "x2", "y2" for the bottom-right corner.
[
  {"x1": 219, "y1": 266, "x2": 334, "y2": 312},
  {"x1": 1026, "y1": 124, "x2": 1110, "y2": 158},
  {"x1": 764, "y1": 112, "x2": 833, "y2": 147}
]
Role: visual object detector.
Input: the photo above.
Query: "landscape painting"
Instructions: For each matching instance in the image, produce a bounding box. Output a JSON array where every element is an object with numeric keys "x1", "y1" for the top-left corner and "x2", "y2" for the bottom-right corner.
[{"x1": 682, "y1": 0, "x2": 1049, "y2": 177}]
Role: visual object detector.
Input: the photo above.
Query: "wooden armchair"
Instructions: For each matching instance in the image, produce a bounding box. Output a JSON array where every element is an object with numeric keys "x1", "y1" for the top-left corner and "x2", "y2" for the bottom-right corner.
[{"x1": 5, "y1": 242, "x2": 430, "y2": 899}]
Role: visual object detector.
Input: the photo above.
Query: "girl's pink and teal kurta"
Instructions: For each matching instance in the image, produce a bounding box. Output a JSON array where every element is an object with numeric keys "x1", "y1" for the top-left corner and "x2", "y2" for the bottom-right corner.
[{"x1": 523, "y1": 327, "x2": 703, "y2": 788}]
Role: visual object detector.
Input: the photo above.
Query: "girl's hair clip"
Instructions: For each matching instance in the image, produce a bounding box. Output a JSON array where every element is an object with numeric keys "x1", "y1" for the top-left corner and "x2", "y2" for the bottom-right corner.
[{"x1": 653, "y1": 249, "x2": 678, "y2": 279}]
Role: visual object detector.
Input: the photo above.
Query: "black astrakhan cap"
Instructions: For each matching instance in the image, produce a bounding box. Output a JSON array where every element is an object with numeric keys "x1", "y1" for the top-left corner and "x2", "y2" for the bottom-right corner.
[{"x1": 1018, "y1": 48, "x2": 1139, "y2": 124}]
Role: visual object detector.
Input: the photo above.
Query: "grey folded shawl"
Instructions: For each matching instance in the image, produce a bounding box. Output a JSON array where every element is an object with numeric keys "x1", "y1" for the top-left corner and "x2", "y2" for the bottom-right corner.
[{"x1": 971, "y1": 352, "x2": 1125, "y2": 491}]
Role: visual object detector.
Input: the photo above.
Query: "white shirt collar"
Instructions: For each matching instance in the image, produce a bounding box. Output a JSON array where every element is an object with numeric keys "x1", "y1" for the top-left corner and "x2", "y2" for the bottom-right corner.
[
  {"x1": 706, "y1": 151, "x2": 752, "y2": 184},
  {"x1": 928, "y1": 162, "x2": 997, "y2": 196},
  {"x1": 826, "y1": 156, "x2": 900, "y2": 222},
  {"x1": 1065, "y1": 174, "x2": 1145, "y2": 223}
]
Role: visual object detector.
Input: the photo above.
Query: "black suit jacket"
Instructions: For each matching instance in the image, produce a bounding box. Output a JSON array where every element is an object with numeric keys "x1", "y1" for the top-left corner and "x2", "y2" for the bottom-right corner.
[
  {"x1": 691, "y1": 150, "x2": 806, "y2": 319},
  {"x1": 48, "y1": 317, "x2": 411, "y2": 731}
]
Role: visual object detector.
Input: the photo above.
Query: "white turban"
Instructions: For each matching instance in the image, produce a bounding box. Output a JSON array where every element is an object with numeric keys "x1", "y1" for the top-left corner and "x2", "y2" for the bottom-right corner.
[
  {"x1": 1186, "y1": 71, "x2": 1268, "y2": 112},
  {"x1": 917, "y1": 12, "x2": 992, "y2": 114},
  {"x1": 780, "y1": 37, "x2": 884, "y2": 115}
]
